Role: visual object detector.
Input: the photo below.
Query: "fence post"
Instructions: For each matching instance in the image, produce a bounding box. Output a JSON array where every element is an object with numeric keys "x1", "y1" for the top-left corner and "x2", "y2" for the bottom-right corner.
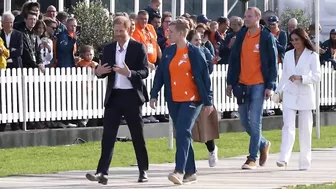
[
  {"x1": 168, "y1": 116, "x2": 174, "y2": 150},
  {"x1": 22, "y1": 73, "x2": 27, "y2": 131}
]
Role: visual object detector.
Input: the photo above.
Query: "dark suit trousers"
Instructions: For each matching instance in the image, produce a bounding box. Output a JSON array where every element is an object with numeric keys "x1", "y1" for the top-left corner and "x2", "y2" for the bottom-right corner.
[{"x1": 96, "y1": 89, "x2": 148, "y2": 175}]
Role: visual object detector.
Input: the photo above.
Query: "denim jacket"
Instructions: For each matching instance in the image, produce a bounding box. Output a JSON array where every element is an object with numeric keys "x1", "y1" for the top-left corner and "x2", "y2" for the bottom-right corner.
[
  {"x1": 227, "y1": 25, "x2": 278, "y2": 90},
  {"x1": 150, "y1": 43, "x2": 213, "y2": 106}
]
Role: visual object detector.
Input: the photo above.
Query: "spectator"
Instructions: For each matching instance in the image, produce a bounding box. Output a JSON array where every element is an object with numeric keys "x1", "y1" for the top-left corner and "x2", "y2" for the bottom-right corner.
[
  {"x1": 0, "y1": 36, "x2": 9, "y2": 69},
  {"x1": 196, "y1": 14, "x2": 211, "y2": 25},
  {"x1": 144, "y1": 0, "x2": 161, "y2": 23},
  {"x1": 77, "y1": 45, "x2": 97, "y2": 69},
  {"x1": 129, "y1": 12, "x2": 137, "y2": 20},
  {"x1": 216, "y1": 16, "x2": 230, "y2": 41},
  {"x1": 196, "y1": 23, "x2": 215, "y2": 56},
  {"x1": 55, "y1": 17, "x2": 77, "y2": 68},
  {"x1": 186, "y1": 29, "x2": 213, "y2": 71},
  {"x1": 150, "y1": 13, "x2": 161, "y2": 30},
  {"x1": 218, "y1": 16, "x2": 244, "y2": 65},
  {"x1": 34, "y1": 20, "x2": 53, "y2": 67},
  {"x1": 18, "y1": 11, "x2": 43, "y2": 70},
  {"x1": 56, "y1": 11, "x2": 69, "y2": 26},
  {"x1": 267, "y1": 15, "x2": 287, "y2": 63},
  {"x1": 321, "y1": 29, "x2": 336, "y2": 64},
  {"x1": 1, "y1": 12, "x2": 24, "y2": 69},
  {"x1": 46, "y1": 5, "x2": 57, "y2": 20},
  {"x1": 14, "y1": 2, "x2": 40, "y2": 30},
  {"x1": 132, "y1": 10, "x2": 159, "y2": 71},
  {"x1": 157, "y1": 11, "x2": 172, "y2": 51}
]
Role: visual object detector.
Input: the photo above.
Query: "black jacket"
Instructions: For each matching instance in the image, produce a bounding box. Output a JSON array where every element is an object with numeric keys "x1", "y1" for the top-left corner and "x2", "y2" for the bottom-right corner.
[
  {"x1": 16, "y1": 24, "x2": 42, "y2": 68},
  {"x1": 98, "y1": 39, "x2": 149, "y2": 107},
  {"x1": 0, "y1": 29, "x2": 23, "y2": 68}
]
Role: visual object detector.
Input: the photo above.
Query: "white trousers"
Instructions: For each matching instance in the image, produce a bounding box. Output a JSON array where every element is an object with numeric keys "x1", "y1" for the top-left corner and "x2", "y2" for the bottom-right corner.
[{"x1": 279, "y1": 107, "x2": 313, "y2": 169}]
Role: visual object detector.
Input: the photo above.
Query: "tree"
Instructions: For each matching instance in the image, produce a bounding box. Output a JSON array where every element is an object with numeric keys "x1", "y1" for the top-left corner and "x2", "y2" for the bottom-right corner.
[
  {"x1": 278, "y1": 7, "x2": 312, "y2": 31},
  {"x1": 72, "y1": 0, "x2": 113, "y2": 59}
]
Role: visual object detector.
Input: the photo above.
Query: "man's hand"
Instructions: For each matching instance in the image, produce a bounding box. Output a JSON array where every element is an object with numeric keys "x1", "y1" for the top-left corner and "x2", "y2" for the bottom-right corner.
[
  {"x1": 264, "y1": 89, "x2": 273, "y2": 100},
  {"x1": 39, "y1": 64, "x2": 45, "y2": 74},
  {"x1": 150, "y1": 99, "x2": 157, "y2": 109},
  {"x1": 96, "y1": 62, "x2": 112, "y2": 76},
  {"x1": 204, "y1": 106, "x2": 214, "y2": 116},
  {"x1": 113, "y1": 62, "x2": 131, "y2": 77},
  {"x1": 226, "y1": 85, "x2": 233, "y2": 98},
  {"x1": 289, "y1": 75, "x2": 302, "y2": 82}
]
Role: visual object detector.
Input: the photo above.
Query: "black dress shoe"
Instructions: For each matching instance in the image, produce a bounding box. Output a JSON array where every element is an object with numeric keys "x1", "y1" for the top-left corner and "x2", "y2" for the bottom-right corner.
[
  {"x1": 86, "y1": 173, "x2": 108, "y2": 185},
  {"x1": 138, "y1": 171, "x2": 148, "y2": 182}
]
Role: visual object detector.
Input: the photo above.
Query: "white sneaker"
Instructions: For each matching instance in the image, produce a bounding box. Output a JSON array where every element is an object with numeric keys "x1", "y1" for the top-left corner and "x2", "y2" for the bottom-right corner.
[
  {"x1": 168, "y1": 172, "x2": 183, "y2": 185},
  {"x1": 208, "y1": 145, "x2": 218, "y2": 167}
]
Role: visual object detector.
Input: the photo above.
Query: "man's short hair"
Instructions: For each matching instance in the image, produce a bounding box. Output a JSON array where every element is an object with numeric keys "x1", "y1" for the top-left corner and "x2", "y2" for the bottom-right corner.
[
  {"x1": 24, "y1": 11, "x2": 38, "y2": 19},
  {"x1": 56, "y1": 11, "x2": 69, "y2": 22},
  {"x1": 2, "y1": 12, "x2": 15, "y2": 22},
  {"x1": 169, "y1": 19, "x2": 190, "y2": 34},
  {"x1": 113, "y1": 16, "x2": 131, "y2": 29},
  {"x1": 67, "y1": 17, "x2": 77, "y2": 23},
  {"x1": 247, "y1": 7, "x2": 261, "y2": 18},
  {"x1": 138, "y1": 10, "x2": 149, "y2": 16}
]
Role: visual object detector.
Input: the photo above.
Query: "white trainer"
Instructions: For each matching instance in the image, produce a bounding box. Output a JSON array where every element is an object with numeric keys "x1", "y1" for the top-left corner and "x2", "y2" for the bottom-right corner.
[{"x1": 208, "y1": 145, "x2": 218, "y2": 167}]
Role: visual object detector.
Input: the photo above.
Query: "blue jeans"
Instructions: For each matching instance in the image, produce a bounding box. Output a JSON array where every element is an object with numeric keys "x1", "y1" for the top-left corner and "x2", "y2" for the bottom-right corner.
[
  {"x1": 167, "y1": 101, "x2": 202, "y2": 174},
  {"x1": 238, "y1": 84, "x2": 267, "y2": 161}
]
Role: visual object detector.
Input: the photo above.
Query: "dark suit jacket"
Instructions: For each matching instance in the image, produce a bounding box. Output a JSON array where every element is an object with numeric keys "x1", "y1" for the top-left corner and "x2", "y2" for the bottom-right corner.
[
  {"x1": 1, "y1": 29, "x2": 23, "y2": 68},
  {"x1": 98, "y1": 39, "x2": 149, "y2": 107}
]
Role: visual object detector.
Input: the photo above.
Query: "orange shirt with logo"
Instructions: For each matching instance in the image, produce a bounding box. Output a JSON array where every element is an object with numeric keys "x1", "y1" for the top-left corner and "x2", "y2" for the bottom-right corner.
[
  {"x1": 169, "y1": 46, "x2": 200, "y2": 102},
  {"x1": 239, "y1": 27, "x2": 264, "y2": 85},
  {"x1": 132, "y1": 24, "x2": 158, "y2": 64}
]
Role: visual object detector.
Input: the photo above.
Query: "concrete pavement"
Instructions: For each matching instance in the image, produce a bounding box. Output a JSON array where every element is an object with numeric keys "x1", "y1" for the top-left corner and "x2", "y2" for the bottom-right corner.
[{"x1": 0, "y1": 148, "x2": 335, "y2": 189}]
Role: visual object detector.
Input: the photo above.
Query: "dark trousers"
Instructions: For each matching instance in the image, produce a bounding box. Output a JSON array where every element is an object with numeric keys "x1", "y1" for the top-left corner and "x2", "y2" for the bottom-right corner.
[
  {"x1": 167, "y1": 101, "x2": 202, "y2": 174},
  {"x1": 96, "y1": 89, "x2": 148, "y2": 175}
]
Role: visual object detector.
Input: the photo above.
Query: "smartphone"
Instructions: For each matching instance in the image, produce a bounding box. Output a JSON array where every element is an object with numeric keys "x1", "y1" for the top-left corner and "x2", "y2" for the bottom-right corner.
[{"x1": 76, "y1": 25, "x2": 82, "y2": 35}]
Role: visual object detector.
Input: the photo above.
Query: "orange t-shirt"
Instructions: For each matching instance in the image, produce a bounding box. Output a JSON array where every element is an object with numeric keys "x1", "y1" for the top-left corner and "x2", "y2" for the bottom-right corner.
[
  {"x1": 169, "y1": 46, "x2": 200, "y2": 102},
  {"x1": 132, "y1": 24, "x2": 158, "y2": 64},
  {"x1": 239, "y1": 27, "x2": 264, "y2": 85},
  {"x1": 77, "y1": 59, "x2": 96, "y2": 69}
]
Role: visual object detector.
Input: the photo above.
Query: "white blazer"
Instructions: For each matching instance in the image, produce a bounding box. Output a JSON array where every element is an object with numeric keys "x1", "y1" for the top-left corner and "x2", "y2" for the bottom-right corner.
[{"x1": 276, "y1": 48, "x2": 321, "y2": 110}]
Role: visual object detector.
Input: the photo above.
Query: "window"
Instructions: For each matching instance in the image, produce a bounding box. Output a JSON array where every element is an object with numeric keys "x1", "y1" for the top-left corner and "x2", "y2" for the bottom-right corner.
[
  {"x1": 185, "y1": 0, "x2": 201, "y2": 16},
  {"x1": 115, "y1": 0, "x2": 134, "y2": 13}
]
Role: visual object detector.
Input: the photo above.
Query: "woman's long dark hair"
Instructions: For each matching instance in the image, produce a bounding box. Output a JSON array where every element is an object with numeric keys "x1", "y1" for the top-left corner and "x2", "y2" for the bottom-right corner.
[{"x1": 290, "y1": 28, "x2": 316, "y2": 52}]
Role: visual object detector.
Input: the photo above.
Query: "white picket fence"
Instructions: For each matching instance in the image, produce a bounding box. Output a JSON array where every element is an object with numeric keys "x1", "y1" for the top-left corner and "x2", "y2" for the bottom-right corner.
[{"x1": 0, "y1": 64, "x2": 335, "y2": 124}]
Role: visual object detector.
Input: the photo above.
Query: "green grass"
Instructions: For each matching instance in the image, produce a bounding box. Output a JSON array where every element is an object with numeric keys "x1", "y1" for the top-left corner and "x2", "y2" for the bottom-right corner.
[
  {"x1": 286, "y1": 183, "x2": 336, "y2": 189},
  {"x1": 0, "y1": 126, "x2": 336, "y2": 177}
]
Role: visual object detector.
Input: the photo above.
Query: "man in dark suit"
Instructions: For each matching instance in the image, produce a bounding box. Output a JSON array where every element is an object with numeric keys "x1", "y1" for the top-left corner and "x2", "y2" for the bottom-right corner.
[
  {"x1": 1, "y1": 12, "x2": 23, "y2": 68},
  {"x1": 85, "y1": 16, "x2": 149, "y2": 185}
]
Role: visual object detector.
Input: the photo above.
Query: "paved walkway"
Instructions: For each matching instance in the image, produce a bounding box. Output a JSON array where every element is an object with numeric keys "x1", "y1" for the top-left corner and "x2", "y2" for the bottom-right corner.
[{"x1": 0, "y1": 148, "x2": 336, "y2": 189}]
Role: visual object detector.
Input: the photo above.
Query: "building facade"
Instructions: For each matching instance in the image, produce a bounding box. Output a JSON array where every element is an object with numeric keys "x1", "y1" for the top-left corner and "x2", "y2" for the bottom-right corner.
[{"x1": 1, "y1": 0, "x2": 270, "y2": 19}]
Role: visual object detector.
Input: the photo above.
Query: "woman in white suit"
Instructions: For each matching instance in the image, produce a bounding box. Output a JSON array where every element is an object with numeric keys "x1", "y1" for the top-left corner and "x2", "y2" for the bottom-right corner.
[{"x1": 275, "y1": 28, "x2": 321, "y2": 170}]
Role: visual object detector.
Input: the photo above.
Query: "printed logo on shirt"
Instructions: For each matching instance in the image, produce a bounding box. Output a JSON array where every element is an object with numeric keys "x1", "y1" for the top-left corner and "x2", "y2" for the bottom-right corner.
[
  {"x1": 253, "y1": 44, "x2": 260, "y2": 53},
  {"x1": 178, "y1": 53, "x2": 188, "y2": 66}
]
